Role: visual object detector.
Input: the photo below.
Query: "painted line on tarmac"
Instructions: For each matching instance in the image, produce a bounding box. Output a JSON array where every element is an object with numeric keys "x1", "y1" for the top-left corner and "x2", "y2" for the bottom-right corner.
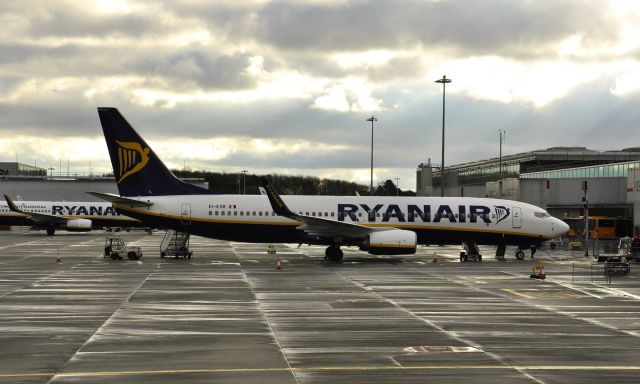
[{"x1": 5, "y1": 365, "x2": 640, "y2": 378}]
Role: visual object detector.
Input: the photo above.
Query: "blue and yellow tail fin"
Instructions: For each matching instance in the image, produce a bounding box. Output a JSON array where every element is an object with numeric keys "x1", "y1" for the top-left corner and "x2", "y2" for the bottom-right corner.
[{"x1": 97, "y1": 107, "x2": 210, "y2": 196}]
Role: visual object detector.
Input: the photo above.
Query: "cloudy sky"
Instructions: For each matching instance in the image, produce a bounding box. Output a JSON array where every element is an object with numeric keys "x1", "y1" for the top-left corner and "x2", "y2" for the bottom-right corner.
[{"x1": 1, "y1": 0, "x2": 640, "y2": 191}]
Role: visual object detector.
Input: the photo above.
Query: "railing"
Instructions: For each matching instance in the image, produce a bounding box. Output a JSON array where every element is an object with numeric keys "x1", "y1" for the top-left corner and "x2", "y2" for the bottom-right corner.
[{"x1": 571, "y1": 262, "x2": 631, "y2": 284}]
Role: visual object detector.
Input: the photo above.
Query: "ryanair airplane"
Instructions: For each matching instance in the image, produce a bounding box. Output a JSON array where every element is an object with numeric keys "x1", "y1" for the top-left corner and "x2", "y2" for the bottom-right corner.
[
  {"x1": 91, "y1": 107, "x2": 569, "y2": 261},
  {"x1": 1, "y1": 195, "x2": 142, "y2": 235}
]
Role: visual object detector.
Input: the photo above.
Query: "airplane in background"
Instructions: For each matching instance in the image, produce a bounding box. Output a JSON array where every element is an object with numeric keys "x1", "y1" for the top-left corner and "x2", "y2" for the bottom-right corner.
[
  {"x1": 90, "y1": 107, "x2": 569, "y2": 261},
  {"x1": 1, "y1": 195, "x2": 142, "y2": 235}
]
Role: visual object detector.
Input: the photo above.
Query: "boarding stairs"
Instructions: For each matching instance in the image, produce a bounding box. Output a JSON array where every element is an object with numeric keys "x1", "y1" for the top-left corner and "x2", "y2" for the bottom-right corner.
[{"x1": 160, "y1": 229, "x2": 192, "y2": 259}]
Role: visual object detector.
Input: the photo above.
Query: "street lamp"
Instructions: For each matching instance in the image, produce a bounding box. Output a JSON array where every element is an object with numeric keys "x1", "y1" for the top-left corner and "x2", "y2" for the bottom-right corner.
[
  {"x1": 47, "y1": 167, "x2": 55, "y2": 177},
  {"x1": 366, "y1": 116, "x2": 377, "y2": 196},
  {"x1": 499, "y1": 130, "x2": 505, "y2": 198},
  {"x1": 241, "y1": 170, "x2": 248, "y2": 194},
  {"x1": 394, "y1": 177, "x2": 400, "y2": 196},
  {"x1": 435, "y1": 75, "x2": 451, "y2": 197}
]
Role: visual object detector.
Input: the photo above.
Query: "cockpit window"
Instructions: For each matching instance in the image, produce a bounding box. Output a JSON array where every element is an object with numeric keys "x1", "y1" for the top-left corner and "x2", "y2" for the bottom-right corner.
[{"x1": 534, "y1": 212, "x2": 550, "y2": 218}]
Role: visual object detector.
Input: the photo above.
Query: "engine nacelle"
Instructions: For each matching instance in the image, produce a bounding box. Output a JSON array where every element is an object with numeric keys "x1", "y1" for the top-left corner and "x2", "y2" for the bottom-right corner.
[
  {"x1": 65, "y1": 218, "x2": 92, "y2": 232},
  {"x1": 362, "y1": 229, "x2": 417, "y2": 255}
]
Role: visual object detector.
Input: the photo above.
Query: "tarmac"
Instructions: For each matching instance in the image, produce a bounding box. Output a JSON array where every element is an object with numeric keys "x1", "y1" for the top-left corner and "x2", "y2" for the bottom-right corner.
[{"x1": 2, "y1": 230, "x2": 640, "y2": 383}]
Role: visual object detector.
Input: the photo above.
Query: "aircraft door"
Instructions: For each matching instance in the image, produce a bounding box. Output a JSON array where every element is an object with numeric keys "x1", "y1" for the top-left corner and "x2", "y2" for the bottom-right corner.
[
  {"x1": 181, "y1": 203, "x2": 191, "y2": 225},
  {"x1": 512, "y1": 207, "x2": 522, "y2": 228}
]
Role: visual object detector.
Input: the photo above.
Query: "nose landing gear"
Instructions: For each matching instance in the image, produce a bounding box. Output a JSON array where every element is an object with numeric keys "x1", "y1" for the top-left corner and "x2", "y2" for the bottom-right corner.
[{"x1": 324, "y1": 245, "x2": 343, "y2": 262}]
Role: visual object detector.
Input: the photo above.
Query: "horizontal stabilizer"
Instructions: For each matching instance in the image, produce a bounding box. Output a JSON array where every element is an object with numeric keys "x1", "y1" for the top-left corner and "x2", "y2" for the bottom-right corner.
[{"x1": 86, "y1": 192, "x2": 153, "y2": 207}]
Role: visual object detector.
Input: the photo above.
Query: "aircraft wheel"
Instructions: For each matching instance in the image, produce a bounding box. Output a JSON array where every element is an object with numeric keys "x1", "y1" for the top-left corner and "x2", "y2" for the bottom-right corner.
[
  {"x1": 46, "y1": 227, "x2": 55, "y2": 236},
  {"x1": 477, "y1": 254, "x2": 482, "y2": 262},
  {"x1": 325, "y1": 246, "x2": 342, "y2": 262},
  {"x1": 460, "y1": 252, "x2": 467, "y2": 262},
  {"x1": 110, "y1": 253, "x2": 119, "y2": 260},
  {"x1": 127, "y1": 252, "x2": 137, "y2": 260},
  {"x1": 515, "y1": 250, "x2": 525, "y2": 260}
]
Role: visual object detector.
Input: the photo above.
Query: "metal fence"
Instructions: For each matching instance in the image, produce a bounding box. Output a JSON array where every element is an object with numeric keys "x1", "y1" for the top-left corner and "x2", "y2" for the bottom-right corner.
[
  {"x1": 549, "y1": 238, "x2": 634, "y2": 260},
  {"x1": 571, "y1": 262, "x2": 631, "y2": 284}
]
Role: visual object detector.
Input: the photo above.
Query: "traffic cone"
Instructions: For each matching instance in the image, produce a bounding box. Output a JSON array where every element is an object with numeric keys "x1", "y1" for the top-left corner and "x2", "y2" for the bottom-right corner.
[
  {"x1": 276, "y1": 257, "x2": 282, "y2": 270},
  {"x1": 539, "y1": 265, "x2": 545, "y2": 279},
  {"x1": 432, "y1": 253, "x2": 438, "y2": 263}
]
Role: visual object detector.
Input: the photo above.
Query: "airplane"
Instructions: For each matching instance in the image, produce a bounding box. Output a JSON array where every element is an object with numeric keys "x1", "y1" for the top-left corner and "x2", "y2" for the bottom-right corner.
[
  {"x1": 90, "y1": 107, "x2": 569, "y2": 261},
  {"x1": 1, "y1": 195, "x2": 143, "y2": 235}
]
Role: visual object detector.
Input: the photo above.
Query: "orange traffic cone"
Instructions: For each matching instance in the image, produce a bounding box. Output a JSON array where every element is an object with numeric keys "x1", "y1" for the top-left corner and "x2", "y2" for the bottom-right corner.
[
  {"x1": 276, "y1": 257, "x2": 282, "y2": 270},
  {"x1": 539, "y1": 265, "x2": 546, "y2": 279}
]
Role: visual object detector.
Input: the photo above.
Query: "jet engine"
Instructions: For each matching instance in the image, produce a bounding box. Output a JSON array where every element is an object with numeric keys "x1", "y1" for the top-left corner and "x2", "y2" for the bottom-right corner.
[
  {"x1": 65, "y1": 218, "x2": 92, "y2": 232},
  {"x1": 362, "y1": 229, "x2": 417, "y2": 255}
]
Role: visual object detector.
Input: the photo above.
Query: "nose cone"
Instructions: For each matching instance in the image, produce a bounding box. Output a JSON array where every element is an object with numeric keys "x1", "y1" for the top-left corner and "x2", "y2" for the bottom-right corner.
[{"x1": 555, "y1": 218, "x2": 569, "y2": 236}]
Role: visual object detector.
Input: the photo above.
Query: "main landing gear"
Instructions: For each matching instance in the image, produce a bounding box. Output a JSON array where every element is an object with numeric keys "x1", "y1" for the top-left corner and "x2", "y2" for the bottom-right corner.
[
  {"x1": 325, "y1": 245, "x2": 343, "y2": 262},
  {"x1": 46, "y1": 227, "x2": 55, "y2": 236},
  {"x1": 515, "y1": 249, "x2": 526, "y2": 260}
]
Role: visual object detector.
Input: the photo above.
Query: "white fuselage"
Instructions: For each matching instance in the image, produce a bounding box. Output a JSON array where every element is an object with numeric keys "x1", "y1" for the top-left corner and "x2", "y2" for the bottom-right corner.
[{"x1": 115, "y1": 194, "x2": 568, "y2": 246}]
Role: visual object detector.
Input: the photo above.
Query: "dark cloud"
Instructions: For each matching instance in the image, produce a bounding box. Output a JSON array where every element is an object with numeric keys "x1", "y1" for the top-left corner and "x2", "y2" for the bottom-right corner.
[
  {"x1": 168, "y1": 0, "x2": 615, "y2": 56},
  {"x1": 130, "y1": 50, "x2": 259, "y2": 90},
  {"x1": 17, "y1": 6, "x2": 167, "y2": 39}
]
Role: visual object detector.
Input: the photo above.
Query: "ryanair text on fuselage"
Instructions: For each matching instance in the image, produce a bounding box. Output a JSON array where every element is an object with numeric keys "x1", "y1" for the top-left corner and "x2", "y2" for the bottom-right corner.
[
  {"x1": 337, "y1": 203, "x2": 510, "y2": 224},
  {"x1": 51, "y1": 205, "x2": 121, "y2": 216}
]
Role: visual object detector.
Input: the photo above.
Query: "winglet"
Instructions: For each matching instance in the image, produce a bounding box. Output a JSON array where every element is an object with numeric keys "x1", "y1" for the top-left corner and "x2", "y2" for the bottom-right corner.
[
  {"x1": 4, "y1": 194, "x2": 24, "y2": 214},
  {"x1": 260, "y1": 178, "x2": 294, "y2": 217}
]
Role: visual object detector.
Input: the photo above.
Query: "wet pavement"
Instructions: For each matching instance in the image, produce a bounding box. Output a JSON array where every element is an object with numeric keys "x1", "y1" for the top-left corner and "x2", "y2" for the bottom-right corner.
[{"x1": 1, "y1": 230, "x2": 640, "y2": 383}]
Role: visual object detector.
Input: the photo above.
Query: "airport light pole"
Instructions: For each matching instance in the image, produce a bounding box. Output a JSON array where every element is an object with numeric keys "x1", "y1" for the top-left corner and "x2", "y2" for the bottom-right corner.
[
  {"x1": 366, "y1": 116, "x2": 377, "y2": 196},
  {"x1": 499, "y1": 130, "x2": 505, "y2": 198},
  {"x1": 241, "y1": 170, "x2": 248, "y2": 194},
  {"x1": 394, "y1": 177, "x2": 400, "y2": 196},
  {"x1": 435, "y1": 75, "x2": 451, "y2": 197}
]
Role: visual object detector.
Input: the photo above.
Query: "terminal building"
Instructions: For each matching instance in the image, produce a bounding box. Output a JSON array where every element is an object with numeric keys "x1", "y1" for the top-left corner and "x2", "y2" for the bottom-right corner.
[
  {"x1": 416, "y1": 147, "x2": 640, "y2": 237},
  {"x1": 0, "y1": 162, "x2": 208, "y2": 201}
]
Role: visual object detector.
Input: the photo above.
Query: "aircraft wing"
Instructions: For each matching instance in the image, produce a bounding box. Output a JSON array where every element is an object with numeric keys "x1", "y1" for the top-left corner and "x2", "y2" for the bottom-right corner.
[
  {"x1": 86, "y1": 192, "x2": 153, "y2": 207},
  {"x1": 3, "y1": 194, "x2": 67, "y2": 224},
  {"x1": 260, "y1": 178, "x2": 387, "y2": 238}
]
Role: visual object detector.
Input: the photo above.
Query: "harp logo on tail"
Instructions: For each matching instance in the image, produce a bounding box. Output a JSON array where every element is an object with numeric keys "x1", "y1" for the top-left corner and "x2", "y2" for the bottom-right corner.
[
  {"x1": 494, "y1": 206, "x2": 510, "y2": 224},
  {"x1": 115, "y1": 140, "x2": 150, "y2": 184}
]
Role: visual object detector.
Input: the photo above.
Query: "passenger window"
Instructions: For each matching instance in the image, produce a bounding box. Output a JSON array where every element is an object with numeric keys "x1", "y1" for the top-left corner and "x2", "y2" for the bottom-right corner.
[
  {"x1": 240, "y1": 211, "x2": 244, "y2": 216},
  {"x1": 324, "y1": 212, "x2": 328, "y2": 217},
  {"x1": 259, "y1": 212, "x2": 262, "y2": 216},
  {"x1": 234, "y1": 211, "x2": 238, "y2": 216},
  {"x1": 209, "y1": 211, "x2": 212, "y2": 216},
  {"x1": 331, "y1": 212, "x2": 335, "y2": 217}
]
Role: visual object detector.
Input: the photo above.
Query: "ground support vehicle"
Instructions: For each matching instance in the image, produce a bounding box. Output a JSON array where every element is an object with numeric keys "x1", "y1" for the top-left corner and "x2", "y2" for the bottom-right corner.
[{"x1": 104, "y1": 236, "x2": 143, "y2": 260}]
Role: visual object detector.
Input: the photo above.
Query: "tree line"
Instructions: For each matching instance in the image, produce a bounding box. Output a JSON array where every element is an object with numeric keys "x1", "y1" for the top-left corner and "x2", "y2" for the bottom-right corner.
[{"x1": 171, "y1": 170, "x2": 415, "y2": 196}]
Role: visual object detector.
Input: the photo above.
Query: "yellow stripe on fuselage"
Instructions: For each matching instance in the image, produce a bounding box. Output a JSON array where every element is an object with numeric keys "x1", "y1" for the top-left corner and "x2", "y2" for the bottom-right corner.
[{"x1": 114, "y1": 204, "x2": 552, "y2": 240}]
